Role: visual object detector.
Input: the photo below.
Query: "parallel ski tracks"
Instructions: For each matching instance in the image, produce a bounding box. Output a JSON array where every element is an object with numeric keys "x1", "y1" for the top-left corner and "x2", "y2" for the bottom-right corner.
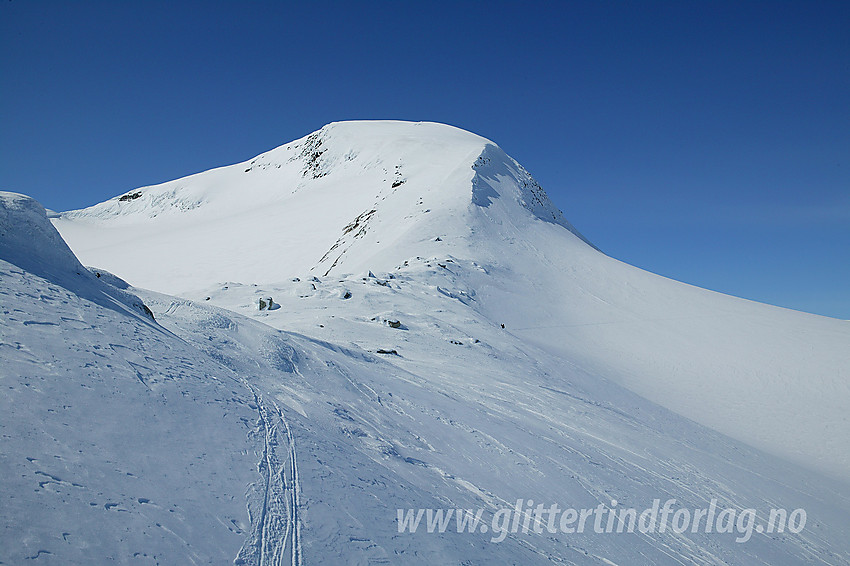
[{"x1": 239, "y1": 390, "x2": 302, "y2": 566}]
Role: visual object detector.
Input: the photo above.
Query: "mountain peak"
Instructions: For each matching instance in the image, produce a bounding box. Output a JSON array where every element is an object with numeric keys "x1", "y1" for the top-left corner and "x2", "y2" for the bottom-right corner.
[
  {"x1": 320, "y1": 119, "x2": 494, "y2": 145},
  {"x1": 54, "y1": 121, "x2": 593, "y2": 292}
]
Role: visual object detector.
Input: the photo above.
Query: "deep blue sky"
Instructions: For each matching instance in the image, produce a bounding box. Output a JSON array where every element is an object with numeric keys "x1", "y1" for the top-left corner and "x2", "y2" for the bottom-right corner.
[{"x1": 2, "y1": 1, "x2": 848, "y2": 318}]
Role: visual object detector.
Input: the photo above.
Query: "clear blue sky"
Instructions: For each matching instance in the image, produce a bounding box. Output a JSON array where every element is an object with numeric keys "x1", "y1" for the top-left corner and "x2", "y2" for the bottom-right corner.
[{"x1": 2, "y1": 1, "x2": 848, "y2": 318}]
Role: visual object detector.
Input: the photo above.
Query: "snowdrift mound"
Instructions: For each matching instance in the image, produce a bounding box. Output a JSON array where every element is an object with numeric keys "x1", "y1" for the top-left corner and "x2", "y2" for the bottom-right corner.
[
  {"x1": 1, "y1": 191, "x2": 87, "y2": 282},
  {"x1": 1, "y1": 191, "x2": 154, "y2": 321}
]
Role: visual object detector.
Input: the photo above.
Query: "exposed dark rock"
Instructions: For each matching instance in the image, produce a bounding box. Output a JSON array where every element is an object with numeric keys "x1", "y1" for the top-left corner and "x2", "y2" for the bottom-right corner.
[{"x1": 118, "y1": 192, "x2": 142, "y2": 202}]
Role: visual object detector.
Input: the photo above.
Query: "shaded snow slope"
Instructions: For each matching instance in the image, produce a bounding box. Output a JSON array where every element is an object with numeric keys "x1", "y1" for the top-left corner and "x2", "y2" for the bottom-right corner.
[
  {"x1": 54, "y1": 121, "x2": 850, "y2": 482},
  {"x1": 1, "y1": 192, "x2": 84, "y2": 280},
  {"x1": 461, "y1": 196, "x2": 850, "y2": 482}
]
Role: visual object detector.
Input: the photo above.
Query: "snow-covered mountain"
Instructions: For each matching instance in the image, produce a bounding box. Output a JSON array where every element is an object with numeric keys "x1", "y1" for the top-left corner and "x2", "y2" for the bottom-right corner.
[
  {"x1": 3, "y1": 121, "x2": 849, "y2": 564},
  {"x1": 54, "y1": 121, "x2": 591, "y2": 290},
  {"x1": 54, "y1": 120, "x2": 850, "y2": 481}
]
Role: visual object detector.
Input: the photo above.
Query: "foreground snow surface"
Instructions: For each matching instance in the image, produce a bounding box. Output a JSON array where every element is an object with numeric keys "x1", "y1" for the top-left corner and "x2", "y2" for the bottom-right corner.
[{"x1": 1, "y1": 121, "x2": 848, "y2": 564}]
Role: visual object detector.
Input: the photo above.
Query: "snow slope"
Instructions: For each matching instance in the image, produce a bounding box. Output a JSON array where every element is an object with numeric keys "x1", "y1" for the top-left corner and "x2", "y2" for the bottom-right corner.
[
  {"x1": 1, "y1": 193, "x2": 260, "y2": 563},
  {"x1": 141, "y1": 275, "x2": 850, "y2": 565},
  {"x1": 54, "y1": 121, "x2": 850, "y2": 482},
  {"x1": 7, "y1": 191, "x2": 850, "y2": 564}
]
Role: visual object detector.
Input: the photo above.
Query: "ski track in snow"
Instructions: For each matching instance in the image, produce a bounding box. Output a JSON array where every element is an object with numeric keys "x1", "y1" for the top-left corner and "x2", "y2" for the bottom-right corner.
[
  {"x1": 152, "y1": 297, "x2": 304, "y2": 566},
  {"x1": 247, "y1": 392, "x2": 301, "y2": 566}
]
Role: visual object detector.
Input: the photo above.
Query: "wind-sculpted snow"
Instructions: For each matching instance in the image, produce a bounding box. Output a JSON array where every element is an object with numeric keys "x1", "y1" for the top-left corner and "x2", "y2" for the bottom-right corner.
[
  {"x1": 0, "y1": 192, "x2": 155, "y2": 321},
  {"x1": 1, "y1": 192, "x2": 84, "y2": 279}
]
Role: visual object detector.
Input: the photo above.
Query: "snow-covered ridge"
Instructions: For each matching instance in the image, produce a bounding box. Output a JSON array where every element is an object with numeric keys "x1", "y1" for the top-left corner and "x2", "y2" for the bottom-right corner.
[{"x1": 60, "y1": 121, "x2": 498, "y2": 224}]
